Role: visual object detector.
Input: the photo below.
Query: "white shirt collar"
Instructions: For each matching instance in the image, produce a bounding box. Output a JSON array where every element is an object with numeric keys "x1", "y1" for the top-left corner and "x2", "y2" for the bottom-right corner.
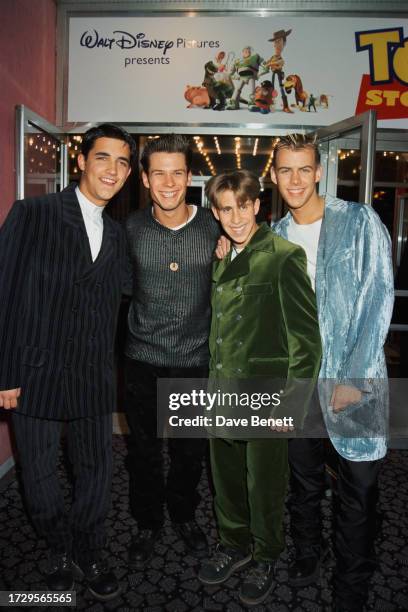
[{"x1": 75, "y1": 186, "x2": 105, "y2": 220}]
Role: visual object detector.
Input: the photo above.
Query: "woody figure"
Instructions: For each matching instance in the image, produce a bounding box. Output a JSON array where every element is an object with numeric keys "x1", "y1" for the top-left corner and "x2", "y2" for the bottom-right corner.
[{"x1": 262, "y1": 29, "x2": 293, "y2": 114}]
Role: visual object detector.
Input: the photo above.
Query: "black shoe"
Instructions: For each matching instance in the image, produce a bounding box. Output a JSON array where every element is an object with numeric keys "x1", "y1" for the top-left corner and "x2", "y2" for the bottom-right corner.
[
  {"x1": 288, "y1": 555, "x2": 320, "y2": 586},
  {"x1": 198, "y1": 543, "x2": 252, "y2": 585},
  {"x1": 288, "y1": 543, "x2": 329, "y2": 587},
  {"x1": 239, "y1": 561, "x2": 275, "y2": 606},
  {"x1": 128, "y1": 528, "x2": 162, "y2": 569},
  {"x1": 45, "y1": 551, "x2": 74, "y2": 591},
  {"x1": 73, "y1": 558, "x2": 121, "y2": 601},
  {"x1": 333, "y1": 598, "x2": 363, "y2": 612},
  {"x1": 173, "y1": 521, "x2": 207, "y2": 554}
]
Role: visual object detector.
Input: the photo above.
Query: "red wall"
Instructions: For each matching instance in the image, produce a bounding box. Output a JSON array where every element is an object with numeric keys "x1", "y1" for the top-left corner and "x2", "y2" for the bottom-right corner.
[
  {"x1": 0, "y1": 0, "x2": 57, "y2": 225},
  {"x1": 0, "y1": 0, "x2": 56, "y2": 469}
]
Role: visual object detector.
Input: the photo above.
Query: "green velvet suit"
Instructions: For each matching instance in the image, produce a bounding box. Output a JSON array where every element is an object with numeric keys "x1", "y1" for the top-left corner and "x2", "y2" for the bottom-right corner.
[{"x1": 209, "y1": 223, "x2": 322, "y2": 562}]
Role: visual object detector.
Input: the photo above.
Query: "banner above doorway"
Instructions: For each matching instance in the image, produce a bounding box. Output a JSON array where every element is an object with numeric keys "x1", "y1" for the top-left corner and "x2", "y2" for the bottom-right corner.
[{"x1": 67, "y1": 16, "x2": 408, "y2": 128}]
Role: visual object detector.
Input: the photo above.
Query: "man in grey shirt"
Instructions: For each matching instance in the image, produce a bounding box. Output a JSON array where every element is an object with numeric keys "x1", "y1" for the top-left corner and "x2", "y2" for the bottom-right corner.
[{"x1": 124, "y1": 134, "x2": 219, "y2": 568}]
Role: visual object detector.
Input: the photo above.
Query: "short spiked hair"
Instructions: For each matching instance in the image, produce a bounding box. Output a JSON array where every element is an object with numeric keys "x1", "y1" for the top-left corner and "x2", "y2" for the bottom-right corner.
[{"x1": 272, "y1": 133, "x2": 320, "y2": 167}]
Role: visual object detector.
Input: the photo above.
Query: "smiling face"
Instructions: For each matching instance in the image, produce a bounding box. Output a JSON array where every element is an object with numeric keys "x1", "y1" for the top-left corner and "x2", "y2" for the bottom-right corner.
[
  {"x1": 212, "y1": 190, "x2": 260, "y2": 249},
  {"x1": 271, "y1": 147, "x2": 322, "y2": 215},
  {"x1": 77, "y1": 137, "x2": 131, "y2": 206},
  {"x1": 142, "y1": 152, "x2": 192, "y2": 213}
]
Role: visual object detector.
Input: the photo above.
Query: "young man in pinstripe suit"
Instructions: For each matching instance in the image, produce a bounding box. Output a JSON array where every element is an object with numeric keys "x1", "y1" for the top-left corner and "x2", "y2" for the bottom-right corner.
[{"x1": 0, "y1": 124, "x2": 135, "y2": 601}]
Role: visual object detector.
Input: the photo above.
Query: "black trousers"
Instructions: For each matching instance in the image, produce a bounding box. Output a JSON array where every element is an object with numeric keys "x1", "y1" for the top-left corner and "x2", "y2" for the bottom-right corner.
[
  {"x1": 12, "y1": 412, "x2": 112, "y2": 564},
  {"x1": 124, "y1": 359, "x2": 208, "y2": 530},
  {"x1": 289, "y1": 437, "x2": 382, "y2": 609}
]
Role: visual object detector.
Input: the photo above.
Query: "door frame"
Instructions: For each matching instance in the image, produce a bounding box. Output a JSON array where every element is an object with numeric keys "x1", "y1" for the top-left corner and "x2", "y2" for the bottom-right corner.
[
  {"x1": 312, "y1": 110, "x2": 377, "y2": 205},
  {"x1": 15, "y1": 105, "x2": 68, "y2": 200}
]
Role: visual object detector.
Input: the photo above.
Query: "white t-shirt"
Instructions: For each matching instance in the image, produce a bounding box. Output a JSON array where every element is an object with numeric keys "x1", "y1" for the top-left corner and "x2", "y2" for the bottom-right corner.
[
  {"x1": 287, "y1": 216, "x2": 322, "y2": 291},
  {"x1": 151, "y1": 204, "x2": 197, "y2": 230}
]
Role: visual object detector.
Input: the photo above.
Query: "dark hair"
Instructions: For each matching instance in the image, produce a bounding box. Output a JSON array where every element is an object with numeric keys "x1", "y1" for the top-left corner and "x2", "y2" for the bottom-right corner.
[
  {"x1": 205, "y1": 170, "x2": 260, "y2": 209},
  {"x1": 272, "y1": 133, "x2": 320, "y2": 167},
  {"x1": 140, "y1": 134, "x2": 192, "y2": 173},
  {"x1": 81, "y1": 123, "x2": 136, "y2": 163}
]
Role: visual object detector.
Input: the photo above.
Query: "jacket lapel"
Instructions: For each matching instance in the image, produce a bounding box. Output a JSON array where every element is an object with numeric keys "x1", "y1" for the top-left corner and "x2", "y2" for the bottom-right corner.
[
  {"x1": 61, "y1": 184, "x2": 118, "y2": 280},
  {"x1": 214, "y1": 224, "x2": 272, "y2": 284},
  {"x1": 215, "y1": 250, "x2": 250, "y2": 284}
]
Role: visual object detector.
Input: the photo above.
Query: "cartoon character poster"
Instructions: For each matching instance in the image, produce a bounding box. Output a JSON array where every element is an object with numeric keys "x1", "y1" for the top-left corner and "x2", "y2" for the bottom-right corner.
[{"x1": 185, "y1": 28, "x2": 331, "y2": 116}]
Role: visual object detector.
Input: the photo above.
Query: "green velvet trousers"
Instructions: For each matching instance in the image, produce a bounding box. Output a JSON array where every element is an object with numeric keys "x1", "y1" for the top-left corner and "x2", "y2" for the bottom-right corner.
[{"x1": 210, "y1": 437, "x2": 288, "y2": 562}]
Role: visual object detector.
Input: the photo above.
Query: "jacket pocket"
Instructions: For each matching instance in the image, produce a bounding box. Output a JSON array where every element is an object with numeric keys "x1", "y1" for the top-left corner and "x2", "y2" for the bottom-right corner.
[
  {"x1": 247, "y1": 356, "x2": 289, "y2": 376},
  {"x1": 21, "y1": 345, "x2": 50, "y2": 367},
  {"x1": 243, "y1": 283, "x2": 274, "y2": 295}
]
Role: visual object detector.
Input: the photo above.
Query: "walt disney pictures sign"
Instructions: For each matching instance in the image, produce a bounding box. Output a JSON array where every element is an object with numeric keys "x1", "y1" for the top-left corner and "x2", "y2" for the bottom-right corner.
[{"x1": 68, "y1": 16, "x2": 407, "y2": 127}]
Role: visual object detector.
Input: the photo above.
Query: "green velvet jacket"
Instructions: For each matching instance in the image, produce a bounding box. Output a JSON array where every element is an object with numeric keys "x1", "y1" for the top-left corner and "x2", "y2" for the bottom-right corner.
[{"x1": 209, "y1": 223, "x2": 322, "y2": 426}]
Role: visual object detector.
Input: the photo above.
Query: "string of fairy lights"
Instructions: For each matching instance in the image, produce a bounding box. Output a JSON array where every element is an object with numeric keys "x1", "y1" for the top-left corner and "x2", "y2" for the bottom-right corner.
[
  {"x1": 26, "y1": 133, "x2": 406, "y2": 181},
  {"x1": 26, "y1": 134, "x2": 60, "y2": 173}
]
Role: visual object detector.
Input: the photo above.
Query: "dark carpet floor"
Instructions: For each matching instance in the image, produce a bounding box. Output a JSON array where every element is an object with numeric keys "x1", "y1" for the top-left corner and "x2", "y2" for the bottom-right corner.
[{"x1": 1, "y1": 437, "x2": 408, "y2": 611}]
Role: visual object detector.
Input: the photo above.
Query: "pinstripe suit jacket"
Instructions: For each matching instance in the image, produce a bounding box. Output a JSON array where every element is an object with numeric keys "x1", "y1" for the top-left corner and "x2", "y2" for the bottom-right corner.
[{"x1": 0, "y1": 184, "x2": 128, "y2": 419}]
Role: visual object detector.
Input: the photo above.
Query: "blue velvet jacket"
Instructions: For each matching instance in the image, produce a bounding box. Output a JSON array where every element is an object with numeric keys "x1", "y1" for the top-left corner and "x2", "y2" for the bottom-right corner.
[{"x1": 273, "y1": 195, "x2": 394, "y2": 461}]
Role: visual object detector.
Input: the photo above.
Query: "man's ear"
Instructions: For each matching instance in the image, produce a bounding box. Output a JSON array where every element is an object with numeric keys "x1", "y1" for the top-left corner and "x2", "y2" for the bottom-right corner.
[
  {"x1": 254, "y1": 198, "x2": 261, "y2": 216},
  {"x1": 77, "y1": 153, "x2": 86, "y2": 172},
  {"x1": 141, "y1": 171, "x2": 150, "y2": 189},
  {"x1": 315, "y1": 164, "x2": 323, "y2": 184},
  {"x1": 187, "y1": 170, "x2": 192, "y2": 186},
  {"x1": 211, "y1": 205, "x2": 220, "y2": 221},
  {"x1": 270, "y1": 167, "x2": 278, "y2": 185}
]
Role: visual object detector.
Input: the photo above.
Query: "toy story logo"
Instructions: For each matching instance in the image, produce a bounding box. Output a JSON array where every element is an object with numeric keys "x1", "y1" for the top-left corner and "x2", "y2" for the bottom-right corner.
[
  {"x1": 184, "y1": 29, "x2": 330, "y2": 116},
  {"x1": 355, "y1": 27, "x2": 408, "y2": 119}
]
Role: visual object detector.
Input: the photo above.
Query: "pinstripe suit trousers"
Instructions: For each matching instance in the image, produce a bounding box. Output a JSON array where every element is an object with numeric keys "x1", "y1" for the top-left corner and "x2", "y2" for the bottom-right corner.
[{"x1": 12, "y1": 411, "x2": 112, "y2": 564}]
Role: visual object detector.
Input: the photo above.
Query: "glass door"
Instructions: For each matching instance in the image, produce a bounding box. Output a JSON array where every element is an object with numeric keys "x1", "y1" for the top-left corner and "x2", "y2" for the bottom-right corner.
[
  {"x1": 311, "y1": 110, "x2": 376, "y2": 206},
  {"x1": 15, "y1": 105, "x2": 68, "y2": 200}
]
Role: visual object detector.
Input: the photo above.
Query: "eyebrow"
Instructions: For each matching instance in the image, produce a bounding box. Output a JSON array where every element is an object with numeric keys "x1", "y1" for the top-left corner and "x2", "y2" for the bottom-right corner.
[
  {"x1": 95, "y1": 151, "x2": 130, "y2": 163},
  {"x1": 277, "y1": 165, "x2": 314, "y2": 171},
  {"x1": 150, "y1": 168, "x2": 186, "y2": 173}
]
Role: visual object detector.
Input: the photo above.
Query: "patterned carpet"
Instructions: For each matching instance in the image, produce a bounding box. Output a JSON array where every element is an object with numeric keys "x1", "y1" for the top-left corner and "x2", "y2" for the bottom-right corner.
[{"x1": 0, "y1": 436, "x2": 407, "y2": 611}]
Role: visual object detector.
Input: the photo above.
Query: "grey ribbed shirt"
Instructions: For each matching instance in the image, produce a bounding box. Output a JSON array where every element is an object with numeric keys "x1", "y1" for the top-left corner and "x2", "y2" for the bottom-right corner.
[{"x1": 125, "y1": 206, "x2": 220, "y2": 367}]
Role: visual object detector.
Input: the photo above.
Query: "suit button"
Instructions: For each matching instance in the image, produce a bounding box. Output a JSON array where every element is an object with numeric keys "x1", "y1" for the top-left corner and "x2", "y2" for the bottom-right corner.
[
  {"x1": 236, "y1": 314, "x2": 242, "y2": 321},
  {"x1": 216, "y1": 363, "x2": 223, "y2": 370},
  {"x1": 216, "y1": 312, "x2": 222, "y2": 319},
  {"x1": 237, "y1": 341, "x2": 243, "y2": 346},
  {"x1": 236, "y1": 286, "x2": 242, "y2": 293},
  {"x1": 236, "y1": 368, "x2": 242, "y2": 374},
  {"x1": 216, "y1": 337, "x2": 223, "y2": 344},
  {"x1": 216, "y1": 286, "x2": 223, "y2": 293}
]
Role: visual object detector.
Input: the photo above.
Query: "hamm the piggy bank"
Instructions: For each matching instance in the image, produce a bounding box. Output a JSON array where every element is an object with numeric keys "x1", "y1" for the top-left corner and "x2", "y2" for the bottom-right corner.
[{"x1": 185, "y1": 85, "x2": 210, "y2": 108}]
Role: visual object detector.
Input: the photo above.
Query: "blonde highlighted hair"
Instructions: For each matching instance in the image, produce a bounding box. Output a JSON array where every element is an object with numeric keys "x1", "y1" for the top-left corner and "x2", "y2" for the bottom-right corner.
[{"x1": 272, "y1": 133, "x2": 320, "y2": 167}]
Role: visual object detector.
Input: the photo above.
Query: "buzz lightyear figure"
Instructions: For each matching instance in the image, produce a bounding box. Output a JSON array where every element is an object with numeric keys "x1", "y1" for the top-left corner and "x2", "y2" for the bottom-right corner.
[{"x1": 227, "y1": 46, "x2": 264, "y2": 110}]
